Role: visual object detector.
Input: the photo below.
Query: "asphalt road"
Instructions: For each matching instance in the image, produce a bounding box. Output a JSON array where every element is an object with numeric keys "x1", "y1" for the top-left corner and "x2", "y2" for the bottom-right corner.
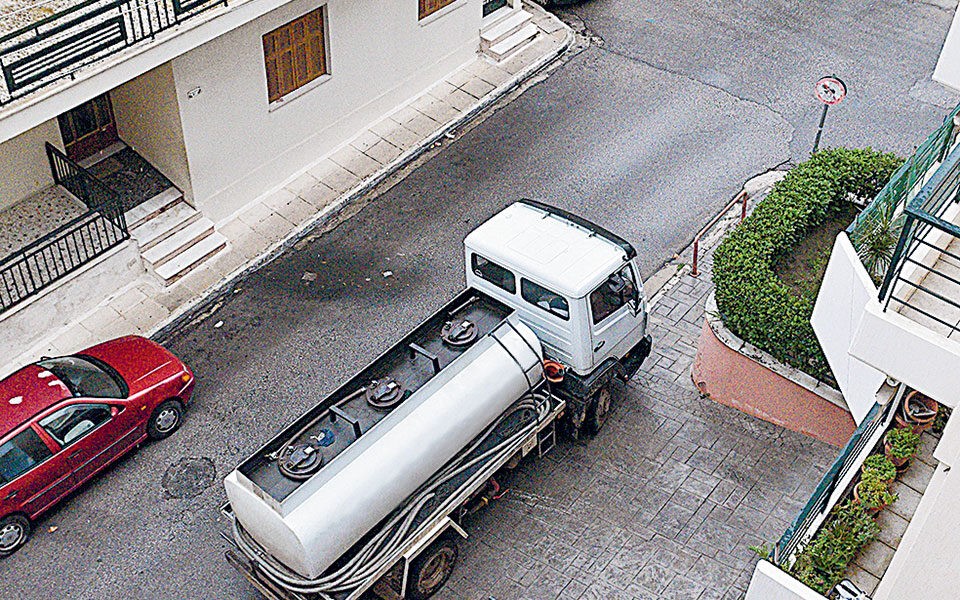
[{"x1": 3, "y1": 1, "x2": 958, "y2": 598}]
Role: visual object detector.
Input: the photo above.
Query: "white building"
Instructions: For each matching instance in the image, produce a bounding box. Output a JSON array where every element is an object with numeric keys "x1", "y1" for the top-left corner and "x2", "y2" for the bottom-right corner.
[
  {"x1": 744, "y1": 18, "x2": 960, "y2": 599},
  {"x1": 0, "y1": 0, "x2": 543, "y2": 360}
]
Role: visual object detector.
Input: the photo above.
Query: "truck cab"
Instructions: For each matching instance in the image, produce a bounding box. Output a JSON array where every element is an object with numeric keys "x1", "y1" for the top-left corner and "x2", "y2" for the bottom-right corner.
[{"x1": 465, "y1": 200, "x2": 652, "y2": 435}]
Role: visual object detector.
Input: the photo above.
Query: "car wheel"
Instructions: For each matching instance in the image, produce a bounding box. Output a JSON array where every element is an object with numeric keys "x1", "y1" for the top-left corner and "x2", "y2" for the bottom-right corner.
[
  {"x1": 408, "y1": 534, "x2": 459, "y2": 600},
  {"x1": 0, "y1": 514, "x2": 30, "y2": 557},
  {"x1": 147, "y1": 399, "x2": 184, "y2": 440},
  {"x1": 586, "y1": 384, "x2": 612, "y2": 435}
]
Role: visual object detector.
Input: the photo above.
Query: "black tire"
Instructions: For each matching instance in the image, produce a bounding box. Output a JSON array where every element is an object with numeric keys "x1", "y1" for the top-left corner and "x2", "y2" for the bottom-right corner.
[
  {"x1": 408, "y1": 535, "x2": 459, "y2": 600},
  {"x1": 147, "y1": 399, "x2": 185, "y2": 440},
  {"x1": 0, "y1": 514, "x2": 30, "y2": 557},
  {"x1": 586, "y1": 384, "x2": 612, "y2": 435}
]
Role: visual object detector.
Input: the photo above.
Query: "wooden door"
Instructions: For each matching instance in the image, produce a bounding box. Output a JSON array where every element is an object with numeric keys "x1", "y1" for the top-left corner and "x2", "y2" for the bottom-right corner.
[{"x1": 58, "y1": 93, "x2": 118, "y2": 161}]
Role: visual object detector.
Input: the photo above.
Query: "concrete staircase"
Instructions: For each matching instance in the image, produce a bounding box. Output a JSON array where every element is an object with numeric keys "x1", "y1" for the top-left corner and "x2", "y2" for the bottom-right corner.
[
  {"x1": 128, "y1": 188, "x2": 227, "y2": 285},
  {"x1": 481, "y1": 8, "x2": 539, "y2": 62}
]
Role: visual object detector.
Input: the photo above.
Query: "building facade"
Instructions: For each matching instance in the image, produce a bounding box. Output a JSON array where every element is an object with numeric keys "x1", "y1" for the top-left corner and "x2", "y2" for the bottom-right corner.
[{"x1": 0, "y1": 0, "x2": 539, "y2": 361}]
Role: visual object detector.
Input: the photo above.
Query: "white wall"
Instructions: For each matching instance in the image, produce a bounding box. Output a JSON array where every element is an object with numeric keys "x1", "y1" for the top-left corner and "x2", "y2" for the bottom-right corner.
[
  {"x1": 0, "y1": 119, "x2": 63, "y2": 211},
  {"x1": 935, "y1": 9, "x2": 960, "y2": 93},
  {"x1": 171, "y1": 0, "x2": 482, "y2": 223},
  {"x1": 112, "y1": 63, "x2": 194, "y2": 203},
  {"x1": 744, "y1": 560, "x2": 825, "y2": 600},
  {"x1": 810, "y1": 234, "x2": 887, "y2": 423}
]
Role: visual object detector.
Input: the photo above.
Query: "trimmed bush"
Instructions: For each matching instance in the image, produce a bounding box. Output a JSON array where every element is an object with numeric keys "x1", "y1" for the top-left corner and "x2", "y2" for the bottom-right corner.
[{"x1": 712, "y1": 148, "x2": 902, "y2": 381}]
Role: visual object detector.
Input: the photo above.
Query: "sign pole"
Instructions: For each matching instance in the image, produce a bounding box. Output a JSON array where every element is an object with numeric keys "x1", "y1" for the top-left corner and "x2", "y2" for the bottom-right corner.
[
  {"x1": 812, "y1": 75, "x2": 847, "y2": 154},
  {"x1": 812, "y1": 103, "x2": 830, "y2": 154}
]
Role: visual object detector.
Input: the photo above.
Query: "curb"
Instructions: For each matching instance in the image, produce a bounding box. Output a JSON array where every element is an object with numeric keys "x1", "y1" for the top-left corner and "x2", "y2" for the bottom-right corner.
[{"x1": 152, "y1": 20, "x2": 575, "y2": 342}]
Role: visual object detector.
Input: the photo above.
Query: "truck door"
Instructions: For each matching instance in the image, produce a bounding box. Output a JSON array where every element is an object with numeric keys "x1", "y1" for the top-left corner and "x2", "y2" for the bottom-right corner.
[{"x1": 588, "y1": 263, "x2": 644, "y2": 368}]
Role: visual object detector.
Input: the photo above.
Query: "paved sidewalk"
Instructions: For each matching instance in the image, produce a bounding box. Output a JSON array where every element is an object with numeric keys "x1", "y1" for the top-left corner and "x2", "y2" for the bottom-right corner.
[
  {"x1": 8, "y1": 2, "x2": 571, "y2": 376},
  {"x1": 432, "y1": 177, "x2": 837, "y2": 600}
]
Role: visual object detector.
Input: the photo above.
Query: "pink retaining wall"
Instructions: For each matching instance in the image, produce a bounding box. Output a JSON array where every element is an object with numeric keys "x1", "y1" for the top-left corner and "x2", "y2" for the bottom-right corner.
[{"x1": 692, "y1": 320, "x2": 855, "y2": 447}]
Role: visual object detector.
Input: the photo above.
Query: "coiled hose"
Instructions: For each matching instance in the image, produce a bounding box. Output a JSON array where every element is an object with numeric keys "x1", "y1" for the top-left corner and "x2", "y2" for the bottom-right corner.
[{"x1": 232, "y1": 390, "x2": 552, "y2": 598}]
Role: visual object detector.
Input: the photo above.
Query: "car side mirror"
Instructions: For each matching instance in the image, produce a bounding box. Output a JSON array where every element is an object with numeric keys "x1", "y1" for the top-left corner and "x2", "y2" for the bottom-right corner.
[{"x1": 111, "y1": 406, "x2": 120, "y2": 417}]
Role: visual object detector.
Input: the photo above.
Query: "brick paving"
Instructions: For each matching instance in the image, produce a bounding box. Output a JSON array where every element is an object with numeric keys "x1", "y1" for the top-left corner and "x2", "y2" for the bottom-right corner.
[{"x1": 434, "y1": 202, "x2": 837, "y2": 600}]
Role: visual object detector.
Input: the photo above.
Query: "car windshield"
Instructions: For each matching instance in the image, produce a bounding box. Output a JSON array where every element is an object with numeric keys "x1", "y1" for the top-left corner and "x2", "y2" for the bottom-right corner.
[{"x1": 37, "y1": 356, "x2": 125, "y2": 399}]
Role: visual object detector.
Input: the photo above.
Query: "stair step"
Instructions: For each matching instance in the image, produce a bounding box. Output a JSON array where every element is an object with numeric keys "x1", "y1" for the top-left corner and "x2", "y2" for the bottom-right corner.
[
  {"x1": 141, "y1": 218, "x2": 215, "y2": 268},
  {"x1": 481, "y1": 10, "x2": 532, "y2": 45},
  {"x1": 154, "y1": 232, "x2": 227, "y2": 284},
  {"x1": 131, "y1": 202, "x2": 199, "y2": 250},
  {"x1": 486, "y1": 23, "x2": 538, "y2": 61},
  {"x1": 126, "y1": 188, "x2": 183, "y2": 229}
]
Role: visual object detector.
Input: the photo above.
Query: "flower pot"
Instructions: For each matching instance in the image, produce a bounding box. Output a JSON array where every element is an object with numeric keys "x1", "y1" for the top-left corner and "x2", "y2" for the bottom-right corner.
[
  {"x1": 884, "y1": 434, "x2": 911, "y2": 468},
  {"x1": 853, "y1": 481, "x2": 885, "y2": 514},
  {"x1": 897, "y1": 391, "x2": 939, "y2": 432}
]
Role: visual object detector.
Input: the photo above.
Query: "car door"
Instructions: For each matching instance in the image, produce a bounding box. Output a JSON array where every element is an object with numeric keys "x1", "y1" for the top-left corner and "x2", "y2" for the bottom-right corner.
[
  {"x1": 38, "y1": 403, "x2": 128, "y2": 486},
  {"x1": 589, "y1": 263, "x2": 645, "y2": 368},
  {"x1": 0, "y1": 425, "x2": 75, "y2": 519}
]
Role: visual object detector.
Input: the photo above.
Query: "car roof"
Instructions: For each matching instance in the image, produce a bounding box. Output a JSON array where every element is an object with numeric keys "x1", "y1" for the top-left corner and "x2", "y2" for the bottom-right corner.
[
  {"x1": 464, "y1": 201, "x2": 632, "y2": 298},
  {"x1": 0, "y1": 365, "x2": 72, "y2": 439}
]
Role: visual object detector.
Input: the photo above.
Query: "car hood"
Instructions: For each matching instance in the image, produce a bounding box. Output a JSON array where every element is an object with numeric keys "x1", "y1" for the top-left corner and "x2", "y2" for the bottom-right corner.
[{"x1": 81, "y1": 336, "x2": 185, "y2": 395}]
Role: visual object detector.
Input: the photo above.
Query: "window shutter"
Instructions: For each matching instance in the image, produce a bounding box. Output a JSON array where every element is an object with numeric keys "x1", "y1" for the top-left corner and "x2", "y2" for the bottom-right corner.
[{"x1": 263, "y1": 8, "x2": 328, "y2": 103}]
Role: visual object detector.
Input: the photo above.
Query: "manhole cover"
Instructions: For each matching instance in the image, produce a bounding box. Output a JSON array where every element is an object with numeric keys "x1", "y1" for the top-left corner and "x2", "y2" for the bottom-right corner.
[{"x1": 162, "y1": 457, "x2": 216, "y2": 499}]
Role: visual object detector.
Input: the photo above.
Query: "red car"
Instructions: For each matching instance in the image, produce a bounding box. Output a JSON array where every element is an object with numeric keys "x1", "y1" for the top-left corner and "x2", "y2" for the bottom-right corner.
[{"x1": 0, "y1": 335, "x2": 194, "y2": 556}]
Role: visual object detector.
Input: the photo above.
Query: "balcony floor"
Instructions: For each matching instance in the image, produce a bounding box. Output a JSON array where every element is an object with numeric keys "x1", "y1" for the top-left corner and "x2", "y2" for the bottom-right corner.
[
  {"x1": 0, "y1": 185, "x2": 85, "y2": 257},
  {"x1": 843, "y1": 428, "x2": 940, "y2": 595},
  {"x1": 0, "y1": 0, "x2": 76, "y2": 36}
]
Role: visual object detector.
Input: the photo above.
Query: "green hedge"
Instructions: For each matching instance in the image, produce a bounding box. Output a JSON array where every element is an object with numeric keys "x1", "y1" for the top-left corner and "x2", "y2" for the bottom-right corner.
[{"x1": 712, "y1": 148, "x2": 902, "y2": 381}]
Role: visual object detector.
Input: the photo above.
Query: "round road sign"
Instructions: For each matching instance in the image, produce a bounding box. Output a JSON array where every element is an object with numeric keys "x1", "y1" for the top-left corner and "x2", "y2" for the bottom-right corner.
[{"x1": 815, "y1": 76, "x2": 846, "y2": 105}]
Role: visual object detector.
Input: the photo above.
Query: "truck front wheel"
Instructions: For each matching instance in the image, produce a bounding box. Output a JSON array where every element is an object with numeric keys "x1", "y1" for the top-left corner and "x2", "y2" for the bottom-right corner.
[
  {"x1": 409, "y1": 535, "x2": 459, "y2": 599},
  {"x1": 586, "y1": 384, "x2": 612, "y2": 435}
]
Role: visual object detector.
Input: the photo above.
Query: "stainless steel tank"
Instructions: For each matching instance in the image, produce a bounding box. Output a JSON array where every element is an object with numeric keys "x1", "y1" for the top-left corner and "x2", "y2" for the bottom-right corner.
[{"x1": 224, "y1": 319, "x2": 543, "y2": 578}]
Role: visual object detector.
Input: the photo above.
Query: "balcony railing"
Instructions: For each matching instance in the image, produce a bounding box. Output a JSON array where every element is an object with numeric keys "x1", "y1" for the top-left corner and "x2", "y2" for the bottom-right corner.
[
  {"x1": 847, "y1": 103, "x2": 960, "y2": 247},
  {"x1": 0, "y1": 143, "x2": 129, "y2": 312},
  {"x1": 774, "y1": 400, "x2": 896, "y2": 566},
  {"x1": 0, "y1": 0, "x2": 226, "y2": 104},
  {"x1": 878, "y1": 140, "x2": 960, "y2": 335}
]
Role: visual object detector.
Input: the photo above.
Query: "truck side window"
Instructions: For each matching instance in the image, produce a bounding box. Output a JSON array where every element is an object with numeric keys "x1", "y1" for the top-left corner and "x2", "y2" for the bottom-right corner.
[
  {"x1": 471, "y1": 254, "x2": 516, "y2": 293},
  {"x1": 590, "y1": 266, "x2": 637, "y2": 324},
  {"x1": 520, "y1": 278, "x2": 569, "y2": 320},
  {"x1": 0, "y1": 429, "x2": 52, "y2": 485}
]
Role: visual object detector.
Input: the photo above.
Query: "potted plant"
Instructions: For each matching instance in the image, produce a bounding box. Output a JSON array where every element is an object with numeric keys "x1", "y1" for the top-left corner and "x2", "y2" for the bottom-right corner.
[
  {"x1": 885, "y1": 427, "x2": 922, "y2": 468},
  {"x1": 896, "y1": 390, "x2": 939, "y2": 431},
  {"x1": 853, "y1": 473, "x2": 897, "y2": 513},
  {"x1": 861, "y1": 454, "x2": 896, "y2": 485}
]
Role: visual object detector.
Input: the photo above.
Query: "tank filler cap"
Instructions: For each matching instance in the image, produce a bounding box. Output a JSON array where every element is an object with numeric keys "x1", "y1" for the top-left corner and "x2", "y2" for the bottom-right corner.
[
  {"x1": 278, "y1": 443, "x2": 324, "y2": 480},
  {"x1": 366, "y1": 378, "x2": 404, "y2": 409},
  {"x1": 441, "y1": 319, "x2": 477, "y2": 346}
]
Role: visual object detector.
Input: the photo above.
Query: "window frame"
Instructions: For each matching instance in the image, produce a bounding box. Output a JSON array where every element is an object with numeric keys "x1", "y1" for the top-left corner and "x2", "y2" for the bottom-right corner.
[
  {"x1": 262, "y1": 7, "x2": 329, "y2": 104},
  {"x1": 471, "y1": 253, "x2": 517, "y2": 294},
  {"x1": 418, "y1": 0, "x2": 459, "y2": 20},
  {"x1": 0, "y1": 427, "x2": 54, "y2": 486},
  {"x1": 520, "y1": 278, "x2": 570, "y2": 321},
  {"x1": 589, "y1": 265, "x2": 639, "y2": 326},
  {"x1": 39, "y1": 403, "x2": 113, "y2": 448}
]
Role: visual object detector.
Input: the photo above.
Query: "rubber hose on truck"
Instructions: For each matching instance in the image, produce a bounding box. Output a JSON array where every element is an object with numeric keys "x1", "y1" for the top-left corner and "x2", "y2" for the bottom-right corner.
[{"x1": 232, "y1": 391, "x2": 551, "y2": 598}]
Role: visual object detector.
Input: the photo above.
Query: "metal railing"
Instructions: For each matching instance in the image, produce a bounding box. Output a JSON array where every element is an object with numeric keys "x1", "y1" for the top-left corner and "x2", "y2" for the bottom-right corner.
[
  {"x1": 0, "y1": 143, "x2": 129, "y2": 312},
  {"x1": 879, "y1": 140, "x2": 960, "y2": 334},
  {"x1": 0, "y1": 0, "x2": 226, "y2": 104},
  {"x1": 774, "y1": 400, "x2": 896, "y2": 566},
  {"x1": 690, "y1": 190, "x2": 748, "y2": 277},
  {"x1": 847, "y1": 103, "x2": 960, "y2": 244}
]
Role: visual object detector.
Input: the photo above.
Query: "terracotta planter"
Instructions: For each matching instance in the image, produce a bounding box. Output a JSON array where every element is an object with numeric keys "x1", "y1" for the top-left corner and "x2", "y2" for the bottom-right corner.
[{"x1": 896, "y1": 391, "x2": 939, "y2": 432}]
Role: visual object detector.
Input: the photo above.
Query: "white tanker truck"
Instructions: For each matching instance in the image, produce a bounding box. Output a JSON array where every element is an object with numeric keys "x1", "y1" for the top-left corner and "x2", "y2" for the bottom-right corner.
[{"x1": 221, "y1": 200, "x2": 653, "y2": 599}]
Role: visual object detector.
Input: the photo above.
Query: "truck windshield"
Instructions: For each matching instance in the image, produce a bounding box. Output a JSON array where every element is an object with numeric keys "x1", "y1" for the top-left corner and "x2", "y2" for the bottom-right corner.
[{"x1": 37, "y1": 356, "x2": 125, "y2": 399}]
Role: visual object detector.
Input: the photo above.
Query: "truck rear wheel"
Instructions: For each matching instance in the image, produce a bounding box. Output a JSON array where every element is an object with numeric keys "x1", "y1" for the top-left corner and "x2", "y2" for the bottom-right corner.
[
  {"x1": 409, "y1": 535, "x2": 459, "y2": 599},
  {"x1": 586, "y1": 384, "x2": 612, "y2": 435}
]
